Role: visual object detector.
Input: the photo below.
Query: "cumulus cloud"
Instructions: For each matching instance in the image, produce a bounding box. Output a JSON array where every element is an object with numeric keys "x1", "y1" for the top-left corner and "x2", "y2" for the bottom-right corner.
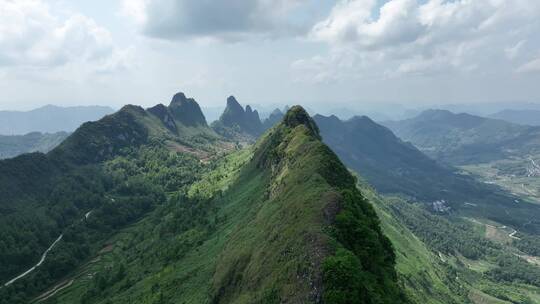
[
  {"x1": 297, "y1": 0, "x2": 540, "y2": 81},
  {"x1": 122, "y1": 0, "x2": 306, "y2": 41},
  {"x1": 0, "y1": 0, "x2": 125, "y2": 71}
]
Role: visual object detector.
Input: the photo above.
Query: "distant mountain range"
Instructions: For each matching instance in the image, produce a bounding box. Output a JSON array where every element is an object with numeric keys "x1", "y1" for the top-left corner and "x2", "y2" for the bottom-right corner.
[
  {"x1": 0, "y1": 132, "x2": 69, "y2": 159},
  {"x1": 384, "y1": 109, "x2": 540, "y2": 165},
  {"x1": 0, "y1": 105, "x2": 114, "y2": 135},
  {"x1": 489, "y1": 109, "x2": 540, "y2": 126}
]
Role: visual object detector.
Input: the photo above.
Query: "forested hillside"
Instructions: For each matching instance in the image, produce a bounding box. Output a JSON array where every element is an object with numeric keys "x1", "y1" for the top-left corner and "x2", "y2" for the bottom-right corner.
[
  {"x1": 0, "y1": 101, "x2": 406, "y2": 304},
  {"x1": 0, "y1": 93, "x2": 228, "y2": 303}
]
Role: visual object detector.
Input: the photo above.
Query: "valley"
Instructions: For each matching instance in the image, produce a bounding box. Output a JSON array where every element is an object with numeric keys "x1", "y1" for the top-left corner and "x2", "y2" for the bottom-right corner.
[{"x1": 461, "y1": 157, "x2": 540, "y2": 206}]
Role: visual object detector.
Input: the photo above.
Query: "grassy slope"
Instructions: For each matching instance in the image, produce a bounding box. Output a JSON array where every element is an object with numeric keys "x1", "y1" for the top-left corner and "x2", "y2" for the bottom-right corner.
[{"x1": 360, "y1": 183, "x2": 467, "y2": 304}]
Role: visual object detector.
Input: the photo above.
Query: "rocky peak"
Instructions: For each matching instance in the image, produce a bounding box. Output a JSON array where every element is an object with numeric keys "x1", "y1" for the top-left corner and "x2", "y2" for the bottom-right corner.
[
  {"x1": 216, "y1": 96, "x2": 264, "y2": 138},
  {"x1": 147, "y1": 104, "x2": 177, "y2": 132},
  {"x1": 168, "y1": 92, "x2": 207, "y2": 127},
  {"x1": 225, "y1": 96, "x2": 244, "y2": 114}
]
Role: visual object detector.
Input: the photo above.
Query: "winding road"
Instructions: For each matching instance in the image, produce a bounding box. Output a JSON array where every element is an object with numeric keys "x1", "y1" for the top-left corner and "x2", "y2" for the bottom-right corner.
[
  {"x1": 4, "y1": 234, "x2": 63, "y2": 287},
  {"x1": 3, "y1": 210, "x2": 94, "y2": 287}
]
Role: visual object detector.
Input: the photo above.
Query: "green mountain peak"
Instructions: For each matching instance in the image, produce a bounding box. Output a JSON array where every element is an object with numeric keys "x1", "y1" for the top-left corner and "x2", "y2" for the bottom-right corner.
[{"x1": 282, "y1": 105, "x2": 320, "y2": 139}]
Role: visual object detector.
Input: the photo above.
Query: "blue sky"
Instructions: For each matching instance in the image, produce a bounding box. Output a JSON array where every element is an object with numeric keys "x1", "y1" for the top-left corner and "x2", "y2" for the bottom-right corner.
[{"x1": 1, "y1": 0, "x2": 539, "y2": 114}]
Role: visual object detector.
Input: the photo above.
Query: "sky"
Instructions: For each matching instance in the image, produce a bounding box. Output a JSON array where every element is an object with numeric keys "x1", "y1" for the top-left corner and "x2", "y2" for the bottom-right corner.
[{"x1": 1, "y1": 0, "x2": 540, "y2": 113}]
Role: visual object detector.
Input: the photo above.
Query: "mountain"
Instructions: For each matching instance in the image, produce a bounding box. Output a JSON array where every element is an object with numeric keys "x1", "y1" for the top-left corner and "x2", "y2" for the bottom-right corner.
[
  {"x1": 0, "y1": 99, "x2": 406, "y2": 303},
  {"x1": 314, "y1": 114, "x2": 472, "y2": 201},
  {"x1": 0, "y1": 132, "x2": 69, "y2": 159},
  {"x1": 212, "y1": 96, "x2": 264, "y2": 140},
  {"x1": 383, "y1": 109, "x2": 540, "y2": 165},
  {"x1": 223, "y1": 107, "x2": 540, "y2": 235},
  {"x1": 0, "y1": 92, "x2": 227, "y2": 302},
  {"x1": 313, "y1": 114, "x2": 540, "y2": 234},
  {"x1": 313, "y1": 114, "x2": 540, "y2": 303},
  {"x1": 167, "y1": 92, "x2": 208, "y2": 127},
  {"x1": 0, "y1": 105, "x2": 114, "y2": 135},
  {"x1": 489, "y1": 109, "x2": 540, "y2": 126},
  {"x1": 1, "y1": 94, "x2": 539, "y2": 304},
  {"x1": 262, "y1": 108, "x2": 285, "y2": 130}
]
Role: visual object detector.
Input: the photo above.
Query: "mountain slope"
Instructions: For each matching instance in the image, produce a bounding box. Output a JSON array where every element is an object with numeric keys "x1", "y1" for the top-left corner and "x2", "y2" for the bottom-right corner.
[
  {"x1": 0, "y1": 132, "x2": 69, "y2": 159},
  {"x1": 314, "y1": 114, "x2": 467, "y2": 201},
  {"x1": 371, "y1": 188, "x2": 540, "y2": 304},
  {"x1": 0, "y1": 105, "x2": 113, "y2": 135},
  {"x1": 0, "y1": 92, "x2": 229, "y2": 303},
  {"x1": 36, "y1": 106, "x2": 406, "y2": 304},
  {"x1": 313, "y1": 114, "x2": 540, "y2": 236}
]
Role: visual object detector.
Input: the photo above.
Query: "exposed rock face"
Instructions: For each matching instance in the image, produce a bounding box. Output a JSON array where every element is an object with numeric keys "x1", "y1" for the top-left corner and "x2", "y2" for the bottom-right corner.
[
  {"x1": 244, "y1": 105, "x2": 263, "y2": 135},
  {"x1": 147, "y1": 104, "x2": 177, "y2": 132},
  {"x1": 220, "y1": 96, "x2": 246, "y2": 128},
  {"x1": 168, "y1": 92, "x2": 208, "y2": 127}
]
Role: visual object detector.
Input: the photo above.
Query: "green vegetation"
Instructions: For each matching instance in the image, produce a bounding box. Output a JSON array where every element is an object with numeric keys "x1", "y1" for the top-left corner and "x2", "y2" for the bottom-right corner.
[
  {"x1": 0, "y1": 94, "x2": 228, "y2": 303},
  {"x1": 3, "y1": 98, "x2": 539, "y2": 304},
  {"x1": 362, "y1": 184, "x2": 469, "y2": 304},
  {"x1": 314, "y1": 114, "x2": 540, "y2": 236},
  {"x1": 377, "y1": 195, "x2": 540, "y2": 304},
  {"x1": 516, "y1": 235, "x2": 540, "y2": 256},
  {"x1": 0, "y1": 104, "x2": 406, "y2": 304}
]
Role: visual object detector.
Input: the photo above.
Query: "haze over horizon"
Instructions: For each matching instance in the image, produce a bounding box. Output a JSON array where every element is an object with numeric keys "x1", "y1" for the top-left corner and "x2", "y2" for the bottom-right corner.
[{"x1": 1, "y1": 0, "x2": 539, "y2": 113}]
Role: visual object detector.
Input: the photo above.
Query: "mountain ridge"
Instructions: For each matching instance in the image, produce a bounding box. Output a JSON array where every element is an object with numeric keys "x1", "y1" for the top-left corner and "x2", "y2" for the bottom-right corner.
[{"x1": 2, "y1": 105, "x2": 407, "y2": 304}]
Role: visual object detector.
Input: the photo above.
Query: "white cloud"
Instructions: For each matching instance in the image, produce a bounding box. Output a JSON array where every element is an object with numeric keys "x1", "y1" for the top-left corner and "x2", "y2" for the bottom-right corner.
[
  {"x1": 517, "y1": 57, "x2": 540, "y2": 73},
  {"x1": 121, "y1": 0, "x2": 307, "y2": 41},
  {"x1": 0, "y1": 0, "x2": 124, "y2": 70},
  {"x1": 300, "y1": 0, "x2": 540, "y2": 79},
  {"x1": 312, "y1": 0, "x2": 424, "y2": 49}
]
